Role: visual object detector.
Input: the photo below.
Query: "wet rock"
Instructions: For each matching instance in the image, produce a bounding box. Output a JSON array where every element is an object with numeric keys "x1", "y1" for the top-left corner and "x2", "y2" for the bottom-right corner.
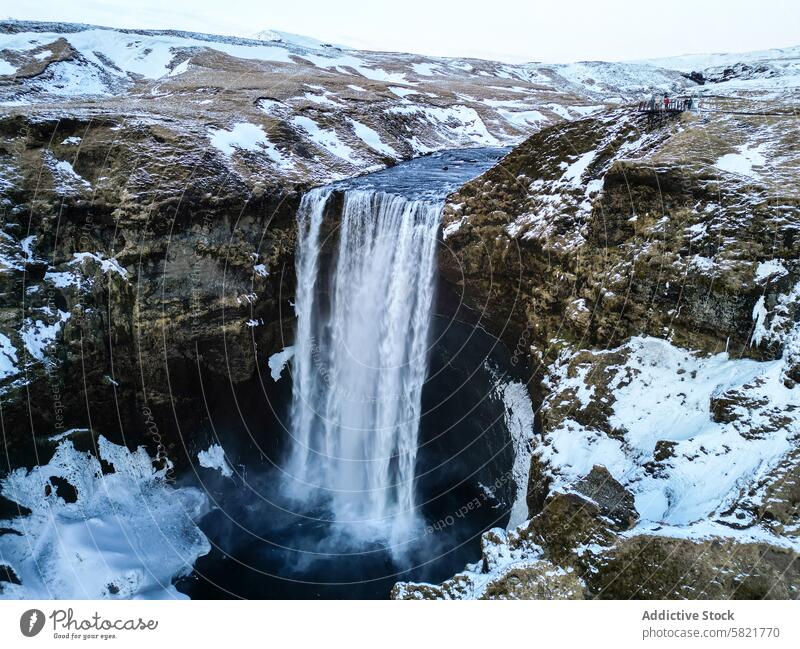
[
  {"x1": 710, "y1": 386, "x2": 769, "y2": 424},
  {"x1": 653, "y1": 440, "x2": 678, "y2": 462},
  {"x1": 528, "y1": 492, "x2": 617, "y2": 567},
  {"x1": 573, "y1": 465, "x2": 639, "y2": 531}
]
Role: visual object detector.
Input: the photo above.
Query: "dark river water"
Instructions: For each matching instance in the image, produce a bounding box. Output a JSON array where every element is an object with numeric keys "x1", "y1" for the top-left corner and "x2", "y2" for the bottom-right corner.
[{"x1": 336, "y1": 147, "x2": 510, "y2": 199}]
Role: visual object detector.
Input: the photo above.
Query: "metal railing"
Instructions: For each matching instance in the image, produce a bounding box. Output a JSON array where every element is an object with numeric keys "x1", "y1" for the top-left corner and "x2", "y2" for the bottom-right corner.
[{"x1": 637, "y1": 98, "x2": 695, "y2": 113}]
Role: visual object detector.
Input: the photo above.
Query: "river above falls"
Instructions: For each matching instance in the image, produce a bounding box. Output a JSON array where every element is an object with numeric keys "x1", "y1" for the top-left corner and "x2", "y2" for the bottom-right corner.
[{"x1": 335, "y1": 147, "x2": 510, "y2": 199}]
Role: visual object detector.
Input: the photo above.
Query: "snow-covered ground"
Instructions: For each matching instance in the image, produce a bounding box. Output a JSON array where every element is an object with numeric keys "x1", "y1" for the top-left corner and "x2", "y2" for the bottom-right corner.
[
  {"x1": 0, "y1": 437, "x2": 210, "y2": 599},
  {"x1": 542, "y1": 334, "x2": 800, "y2": 539},
  {"x1": 638, "y1": 44, "x2": 800, "y2": 75}
]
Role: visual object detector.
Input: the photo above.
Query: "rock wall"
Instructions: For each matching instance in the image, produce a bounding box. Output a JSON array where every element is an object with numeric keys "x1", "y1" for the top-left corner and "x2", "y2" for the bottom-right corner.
[
  {"x1": 0, "y1": 113, "x2": 301, "y2": 459},
  {"x1": 403, "y1": 105, "x2": 800, "y2": 599}
]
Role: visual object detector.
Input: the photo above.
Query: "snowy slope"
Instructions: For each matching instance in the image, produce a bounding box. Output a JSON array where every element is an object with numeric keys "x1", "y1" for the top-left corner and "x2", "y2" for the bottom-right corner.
[
  {"x1": 638, "y1": 44, "x2": 800, "y2": 73},
  {"x1": 636, "y1": 44, "x2": 800, "y2": 99},
  {"x1": 0, "y1": 20, "x2": 609, "y2": 180}
]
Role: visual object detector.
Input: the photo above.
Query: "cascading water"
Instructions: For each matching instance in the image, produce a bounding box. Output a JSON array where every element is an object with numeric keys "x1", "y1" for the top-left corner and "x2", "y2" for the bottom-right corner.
[
  {"x1": 175, "y1": 149, "x2": 518, "y2": 598},
  {"x1": 287, "y1": 186, "x2": 443, "y2": 546}
]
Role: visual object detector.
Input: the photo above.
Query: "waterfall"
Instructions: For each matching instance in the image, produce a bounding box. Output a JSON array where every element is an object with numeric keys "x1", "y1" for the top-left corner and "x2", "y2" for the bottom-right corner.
[{"x1": 286, "y1": 186, "x2": 442, "y2": 546}]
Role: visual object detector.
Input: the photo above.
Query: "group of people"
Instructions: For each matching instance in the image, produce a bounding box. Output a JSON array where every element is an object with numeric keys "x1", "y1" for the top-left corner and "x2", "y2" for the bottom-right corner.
[{"x1": 638, "y1": 94, "x2": 694, "y2": 111}]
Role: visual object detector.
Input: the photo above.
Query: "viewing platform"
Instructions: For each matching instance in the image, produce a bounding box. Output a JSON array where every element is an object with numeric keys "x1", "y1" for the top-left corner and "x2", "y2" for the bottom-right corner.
[
  {"x1": 637, "y1": 97, "x2": 695, "y2": 114},
  {"x1": 636, "y1": 95, "x2": 697, "y2": 127}
]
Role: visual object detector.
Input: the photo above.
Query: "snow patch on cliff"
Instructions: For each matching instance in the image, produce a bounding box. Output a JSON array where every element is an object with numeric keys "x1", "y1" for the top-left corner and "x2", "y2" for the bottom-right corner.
[
  {"x1": 208, "y1": 122, "x2": 294, "y2": 170},
  {"x1": 268, "y1": 346, "x2": 295, "y2": 382},
  {"x1": 715, "y1": 144, "x2": 767, "y2": 178},
  {"x1": 0, "y1": 333, "x2": 19, "y2": 380},
  {"x1": 292, "y1": 116, "x2": 361, "y2": 164},
  {"x1": 492, "y1": 378, "x2": 535, "y2": 529},
  {"x1": 20, "y1": 309, "x2": 70, "y2": 362}
]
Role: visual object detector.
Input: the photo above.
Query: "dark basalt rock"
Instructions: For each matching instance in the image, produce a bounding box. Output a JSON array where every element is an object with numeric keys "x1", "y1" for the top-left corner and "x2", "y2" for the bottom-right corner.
[
  {"x1": 0, "y1": 113, "x2": 302, "y2": 461},
  {"x1": 573, "y1": 465, "x2": 639, "y2": 531}
]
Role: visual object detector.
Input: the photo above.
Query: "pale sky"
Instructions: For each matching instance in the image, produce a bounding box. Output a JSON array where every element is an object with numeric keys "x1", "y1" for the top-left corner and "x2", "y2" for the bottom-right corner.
[{"x1": 3, "y1": 0, "x2": 798, "y2": 63}]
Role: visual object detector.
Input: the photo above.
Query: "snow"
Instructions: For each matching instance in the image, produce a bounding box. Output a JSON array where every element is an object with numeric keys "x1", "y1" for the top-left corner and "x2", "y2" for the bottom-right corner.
[
  {"x1": 570, "y1": 105, "x2": 605, "y2": 116},
  {"x1": 714, "y1": 144, "x2": 767, "y2": 178},
  {"x1": 496, "y1": 108, "x2": 549, "y2": 131},
  {"x1": 492, "y1": 377, "x2": 535, "y2": 529},
  {"x1": 167, "y1": 58, "x2": 190, "y2": 77},
  {"x1": 0, "y1": 234, "x2": 24, "y2": 274},
  {"x1": 268, "y1": 345, "x2": 295, "y2": 381},
  {"x1": 545, "y1": 103, "x2": 572, "y2": 119},
  {"x1": 44, "y1": 152, "x2": 92, "y2": 194},
  {"x1": 208, "y1": 122, "x2": 269, "y2": 156},
  {"x1": 0, "y1": 436, "x2": 210, "y2": 599},
  {"x1": 301, "y1": 91, "x2": 342, "y2": 107},
  {"x1": 751, "y1": 296, "x2": 768, "y2": 347},
  {"x1": 638, "y1": 45, "x2": 800, "y2": 74},
  {"x1": 292, "y1": 115, "x2": 361, "y2": 164},
  {"x1": 541, "y1": 336, "x2": 799, "y2": 542},
  {"x1": 442, "y1": 216, "x2": 467, "y2": 240},
  {"x1": 45, "y1": 253, "x2": 127, "y2": 290},
  {"x1": 61, "y1": 136, "x2": 81, "y2": 145},
  {"x1": 20, "y1": 310, "x2": 70, "y2": 362},
  {"x1": 560, "y1": 150, "x2": 597, "y2": 186},
  {"x1": 0, "y1": 28, "x2": 292, "y2": 82},
  {"x1": 755, "y1": 259, "x2": 788, "y2": 284},
  {"x1": 388, "y1": 85, "x2": 418, "y2": 98},
  {"x1": 256, "y1": 98, "x2": 284, "y2": 114},
  {"x1": 251, "y1": 29, "x2": 348, "y2": 51},
  {"x1": 549, "y1": 60, "x2": 686, "y2": 99},
  {"x1": 30, "y1": 58, "x2": 113, "y2": 97},
  {"x1": 387, "y1": 104, "x2": 500, "y2": 148},
  {"x1": 208, "y1": 122, "x2": 293, "y2": 170},
  {"x1": 70, "y1": 252, "x2": 129, "y2": 280},
  {"x1": 197, "y1": 444, "x2": 233, "y2": 478},
  {"x1": 347, "y1": 118, "x2": 398, "y2": 158},
  {"x1": 0, "y1": 59, "x2": 16, "y2": 75},
  {"x1": 411, "y1": 62, "x2": 442, "y2": 76},
  {"x1": 20, "y1": 235, "x2": 36, "y2": 261},
  {"x1": 299, "y1": 50, "x2": 409, "y2": 84},
  {"x1": 0, "y1": 333, "x2": 19, "y2": 380},
  {"x1": 394, "y1": 521, "x2": 549, "y2": 600},
  {"x1": 54, "y1": 160, "x2": 89, "y2": 185},
  {"x1": 47, "y1": 427, "x2": 89, "y2": 443}
]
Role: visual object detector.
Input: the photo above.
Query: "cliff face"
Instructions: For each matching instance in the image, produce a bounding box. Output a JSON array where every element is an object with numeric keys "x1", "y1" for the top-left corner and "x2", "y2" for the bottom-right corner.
[
  {"x1": 0, "y1": 112, "x2": 301, "y2": 455},
  {"x1": 439, "y1": 108, "x2": 799, "y2": 363},
  {"x1": 399, "y1": 103, "x2": 800, "y2": 598}
]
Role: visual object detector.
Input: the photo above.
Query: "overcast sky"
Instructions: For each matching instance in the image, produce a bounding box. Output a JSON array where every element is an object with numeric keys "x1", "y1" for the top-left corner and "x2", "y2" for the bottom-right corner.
[{"x1": 4, "y1": 0, "x2": 798, "y2": 63}]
